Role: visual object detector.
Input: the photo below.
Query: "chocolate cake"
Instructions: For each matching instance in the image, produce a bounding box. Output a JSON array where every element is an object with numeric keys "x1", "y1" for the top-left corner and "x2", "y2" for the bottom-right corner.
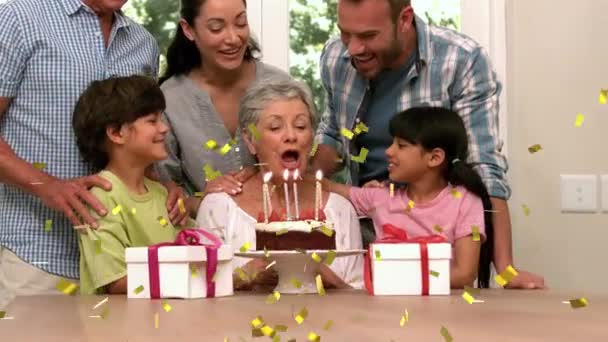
[{"x1": 255, "y1": 220, "x2": 336, "y2": 251}]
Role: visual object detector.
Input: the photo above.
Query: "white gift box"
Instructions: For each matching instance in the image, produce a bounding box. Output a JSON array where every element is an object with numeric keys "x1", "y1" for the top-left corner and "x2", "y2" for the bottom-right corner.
[
  {"x1": 369, "y1": 243, "x2": 451, "y2": 296},
  {"x1": 126, "y1": 245, "x2": 233, "y2": 299}
]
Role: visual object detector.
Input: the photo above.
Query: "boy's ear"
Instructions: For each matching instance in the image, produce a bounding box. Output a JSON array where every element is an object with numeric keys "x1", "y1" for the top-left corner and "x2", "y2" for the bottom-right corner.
[
  {"x1": 241, "y1": 127, "x2": 258, "y2": 156},
  {"x1": 427, "y1": 147, "x2": 445, "y2": 168},
  {"x1": 106, "y1": 125, "x2": 126, "y2": 145}
]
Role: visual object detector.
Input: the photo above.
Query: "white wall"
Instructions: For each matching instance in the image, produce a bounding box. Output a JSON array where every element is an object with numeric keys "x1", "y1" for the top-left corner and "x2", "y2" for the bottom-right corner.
[{"x1": 507, "y1": 0, "x2": 608, "y2": 292}]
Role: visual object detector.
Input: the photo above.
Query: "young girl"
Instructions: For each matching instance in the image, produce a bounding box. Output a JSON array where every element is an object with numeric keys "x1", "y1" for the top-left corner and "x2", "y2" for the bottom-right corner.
[{"x1": 325, "y1": 107, "x2": 494, "y2": 288}]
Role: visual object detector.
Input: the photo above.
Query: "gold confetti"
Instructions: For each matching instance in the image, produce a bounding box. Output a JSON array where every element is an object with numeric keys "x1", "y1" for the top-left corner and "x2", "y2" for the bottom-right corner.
[
  {"x1": 204, "y1": 140, "x2": 218, "y2": 150},
  {"x1": 472, "y1": 225, "x2": 481, "y2": 242},
  {"x1": 569, "y1": 297, "x2": 588, "y2": 309},
  {"x1": 154, "y1": 312, "x2": 159, "y2": 329},
  {"x1": 375, "y1": 250, "x2": 381, "y2": 260},
  {"x1": 276, "y1": 325, "x2": 288, "y2": 332},
  {"x1": 190, "y1": 264, "x2": 198, "y2": 278},
  {"x1": 56, "y1": 278, "x2": 78, "y2": 295},
  {"x1": 194, "y1": 192, "x2": 206, "y2": 198},
  {"x1": 112, "y1": 205, "x2": 122, "y2": 216},
  {"x1": 311, "y1": 252, "x2": 322, "y2": 263},
  {"x1": 134, "y1": 285, "x2": 145, "y2": 295},
  {"x1": 323, "y1": 320, "x2": 334, "y2": 331},
  {"x1": 251, "y1": 329, "x2": 263, "y2": 337},
  {"x1": 0, "y1": 311, "x2": 6, "y2": 319},
  {"x1": 599, "y1": 89, "x2": 607, "y2": 105},
  {"x1": 290, "y1": 277, "x2": 302, "y2": 289},
  {"x1": 433, "y1": 225, "x2": 444, "y2": 233},
  {"x1": 574, "y1": 113, "x2": 585, "y2": 127},
  {"x1": 399, "y1": 309, "x2": 409, "y2": 327},
  {"x1": 351, "y1": 147, "x2": 369, "y2": 164},
  {"x1": 295, "y1": 307, "x2": 308, "y2": 324},
  {"x1": 235, "y1": 267, "x2": 249, "y2": 281},
  {"x1": 219, "y1": 144, "x2": 232, "y2": 155},
  {"x1": 265, "y1": 260, "x2": 277, "y2": 271},
  {"x1": 430, "y1": 270, "x2": 440, "y2": 277},
  {"x1": 248, "y1": 123, "x2": 261, "y2": 141},
  {"x1": 450, "y1": 188, "x2": 462, "y2": 199},
  {"x1": 44, "y1": 219, "x2": 52, "y2": 232},
  {"x1": 240, "y1": 242, "x2": 251, "y2": 253},
  {"x1": 263, "y1": 246, "x2": 270, "y2": 258},
  {"x1": 203, "y1": 164, "x2": 222, "y2": 182},
  {"x1": 528, "y1": 144, "x2": 542, "y2": 153},
  {"x1": 178, "y1": 198, "x2": 186, "y2": 214},
  {"x1": 324, "y1": 250, "x2": 337, "y2": 266},
  {"x1": 260, "y1": 325, "x2": 275, "y2": 337},
  {"x1": 309, "y1": 142, "x2": 319, "y2": 157},
  {"x1": 522, "y1": 204, "x2": 531, "y2": 216},
  {"x1": 354, "y1": 122, "x2": 369, "y2": 135},
  {"x1": 130, "y1": 208, "x2": 137, "y2": 215},
  {"x1": 440, "y1": 326, "x2": 453, "y2": 342},
  {"x1": 316, "y1": 274, "x2": 326, "y2": 296},
  {"x1": 162, "y1": 301, "x2": 172, "y2": 312},
  {"x1": 389, "y1": 183, "x2": 395, "y2": 197},
  {"x1": 307, "y1": 332, "x2": 320, "y2": 342},
  {"x1": 495, "y1": 265, "x2": 518, "y2": 287},
  {"x1": 276, "y1": 229, "x2": 289, "y2": 236},
  {"x1": 157, "y1": 216, "x2": 168, "y2": 227},
  {"x1": 266, "y1": 291, "x2": 281, "y2": 304},
  {"x1": 341, "y1": 128, "x2": 354, "y2": 140},
  {"x1": 319, "y1": 225, "x2": 334, "y2": 237},
  {"x1": 462, "y1": 291, "x2": 475, "y2": 304},
  {"x1": 32, "y1": 162, "x2": 46, "y2": 170},
  {"x1": 229, "y1": 138, "x2": 237, "y2": 146},
  {"x1": 407, "y1": 200, "x2": 415, "y2": 211},
  {"x1": 251, "y1": 316, "x2": 264, "y2": 329}
]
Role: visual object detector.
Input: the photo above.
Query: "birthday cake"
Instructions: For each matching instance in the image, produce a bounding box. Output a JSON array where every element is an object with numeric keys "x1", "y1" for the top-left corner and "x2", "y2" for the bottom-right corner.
[{"x1": 255, "y1": 211, "x2": 336, "y2": 251}]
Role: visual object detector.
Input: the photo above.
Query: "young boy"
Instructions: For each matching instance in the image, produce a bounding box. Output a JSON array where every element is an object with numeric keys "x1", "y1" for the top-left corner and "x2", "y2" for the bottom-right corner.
[{"x1": 73, "y1": 75, "x2": 188, "y2": 294}]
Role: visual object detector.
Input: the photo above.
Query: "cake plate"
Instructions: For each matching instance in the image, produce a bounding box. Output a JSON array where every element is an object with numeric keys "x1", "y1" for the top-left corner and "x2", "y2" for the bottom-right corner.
[{"x1": 234, "y1": 249, "x2": 366, "y2": 294}]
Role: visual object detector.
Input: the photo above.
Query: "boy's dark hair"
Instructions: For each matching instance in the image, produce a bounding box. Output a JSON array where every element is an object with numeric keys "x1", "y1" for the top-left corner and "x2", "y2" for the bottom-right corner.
[
  {"x1": 389, "y1": 107, "x2": 495, "y2": 288},
  {"x1": 72, "y1": 75, "x2": 166, "y2": 171}
]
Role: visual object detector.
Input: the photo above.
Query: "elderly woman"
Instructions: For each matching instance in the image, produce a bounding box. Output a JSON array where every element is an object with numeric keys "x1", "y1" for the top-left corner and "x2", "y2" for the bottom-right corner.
[{"x1": 196, "y1": 78, "x2": 364, "y2": 290}]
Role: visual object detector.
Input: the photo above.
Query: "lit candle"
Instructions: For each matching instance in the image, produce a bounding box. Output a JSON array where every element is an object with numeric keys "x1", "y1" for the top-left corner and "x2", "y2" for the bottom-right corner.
[
  {"x1": 263, "y1": 172, "x2": 272, "y2": 223},
  {"x1": 315, "y1": 170, "x2": 323, "y2": 220},
  {"x1": 283, "y1": 169, "x2": 292, "y2": 221},
  {"x1": 293, "y1": 169, "x2": 300, "y2": 220}
]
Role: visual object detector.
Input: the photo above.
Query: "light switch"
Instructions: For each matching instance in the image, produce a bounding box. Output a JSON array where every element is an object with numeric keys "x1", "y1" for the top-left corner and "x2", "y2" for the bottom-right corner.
[
  {"x1": 602, "y1": 175, "x2": 608, "y2": 212},
  {"x1": 560, "y1": 175, "x2": 598, "y2": 213}
]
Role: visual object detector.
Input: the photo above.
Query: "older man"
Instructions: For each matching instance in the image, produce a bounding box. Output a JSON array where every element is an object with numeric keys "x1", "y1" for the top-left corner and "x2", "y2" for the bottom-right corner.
[
  {"x1": 0, "y1": 0, "x2": 183, "y2": 297},
  {"x1": 313, "y1": 0, "x2": 544, "y2": 289}
]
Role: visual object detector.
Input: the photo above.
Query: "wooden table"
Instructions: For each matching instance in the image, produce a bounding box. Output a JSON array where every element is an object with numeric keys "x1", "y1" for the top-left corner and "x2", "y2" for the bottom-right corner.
[{"x1": 1, "y1": 290, "x2": 606, "y2": 341}]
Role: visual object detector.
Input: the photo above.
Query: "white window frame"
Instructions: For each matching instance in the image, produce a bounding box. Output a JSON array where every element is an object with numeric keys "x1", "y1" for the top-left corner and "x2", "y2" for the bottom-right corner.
[{"x1": 249, "y1": 0, "x2": 508, "y2": 152}]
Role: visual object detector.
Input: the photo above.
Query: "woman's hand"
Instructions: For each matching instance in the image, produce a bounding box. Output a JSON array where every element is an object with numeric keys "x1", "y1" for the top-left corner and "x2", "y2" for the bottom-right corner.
[
  {"x1": 204, "y1": 167, "x2": 257, "y2": 196},
  {"x1": 505, "y1": 269, "x2": 545, "y2": 289},
  {"x1": 362, "y1": 180, "x2": 385, "y2": 188},
  {"x1": 318, "y1": 264, "x2": 349, "y2": 289},
  {"x1": 234, "y1": 258, "x2": 278, "y2": 292}
]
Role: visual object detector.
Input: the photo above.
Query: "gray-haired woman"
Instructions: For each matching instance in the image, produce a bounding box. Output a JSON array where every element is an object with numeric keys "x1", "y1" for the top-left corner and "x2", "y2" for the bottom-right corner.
[{"x1": 195, "y1": 78, "x2": 364, "y2": 291}]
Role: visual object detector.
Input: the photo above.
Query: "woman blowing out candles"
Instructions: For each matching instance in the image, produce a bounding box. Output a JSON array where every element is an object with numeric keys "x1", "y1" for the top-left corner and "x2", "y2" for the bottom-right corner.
[{"x1": 195, "y1": 78, "x2": 364, "y2": 291}]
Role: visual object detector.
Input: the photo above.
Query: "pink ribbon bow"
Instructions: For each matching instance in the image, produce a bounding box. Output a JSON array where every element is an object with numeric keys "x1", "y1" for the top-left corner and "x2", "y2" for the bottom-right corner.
[
  {"x1": 364, "y1": 224, "x2": 446, "y2": 296},
  {"x1": 147, "y1": 229, "x2": 222, "y2": 299}
]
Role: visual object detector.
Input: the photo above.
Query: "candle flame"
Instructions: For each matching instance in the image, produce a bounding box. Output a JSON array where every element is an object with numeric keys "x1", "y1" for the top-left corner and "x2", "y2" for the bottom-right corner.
[
  {"x1": 263, "y1": 172, "x2": 272, "y2": 183},
  {"x1": 293, "y1": 169, "x2": 300, "y2": 180},
  {"x1": 283, "y1": 169, "x2": 290, "y2": 181},
  {"x1": 315, "y1": 170, "x2": 323, "y2": 180}
]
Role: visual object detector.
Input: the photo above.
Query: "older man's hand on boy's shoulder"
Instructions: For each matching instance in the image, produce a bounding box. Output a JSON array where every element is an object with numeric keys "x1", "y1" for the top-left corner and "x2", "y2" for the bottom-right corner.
[{"x1": 34, "y1": 174, "x2": 112, "y2": 229}]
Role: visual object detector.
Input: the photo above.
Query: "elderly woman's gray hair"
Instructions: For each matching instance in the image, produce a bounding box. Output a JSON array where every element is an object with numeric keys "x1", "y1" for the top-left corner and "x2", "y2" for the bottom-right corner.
[{"x1": 239, "y1": 77, "x2": 318, "y2": 137}]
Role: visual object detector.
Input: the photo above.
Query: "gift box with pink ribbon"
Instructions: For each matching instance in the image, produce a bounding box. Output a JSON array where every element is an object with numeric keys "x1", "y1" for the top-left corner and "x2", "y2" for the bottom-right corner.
[
  {"x1": 126, "y1": 229, "x2": 233, "y2": 299},
  {"x1": 364, "y1": 224, "x2": 452, "y2": 296}
]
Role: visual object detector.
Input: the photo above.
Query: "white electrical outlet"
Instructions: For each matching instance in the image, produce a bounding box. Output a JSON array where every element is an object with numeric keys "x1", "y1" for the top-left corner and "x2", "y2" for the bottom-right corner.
[
  {"x1": 601, "y1": 175, "x2": 608, "y2": 212},
  {"x1": 560, "y1": 175, "x2": 598, "y2": 213}
]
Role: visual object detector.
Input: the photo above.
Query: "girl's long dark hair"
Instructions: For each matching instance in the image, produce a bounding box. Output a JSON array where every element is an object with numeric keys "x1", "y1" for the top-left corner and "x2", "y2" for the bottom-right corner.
[
  {"x1": 159, "y1": 0, "x2": 261, "y2": 84},
  {"x1": 389, "y1": 107, "x2": 494, "y2": 288}
]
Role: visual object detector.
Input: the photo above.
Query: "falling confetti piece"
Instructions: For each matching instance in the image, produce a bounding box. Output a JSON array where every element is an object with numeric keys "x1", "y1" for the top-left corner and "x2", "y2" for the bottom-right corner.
[
  {"x1": 251, "y1": 329, "x2": 263, "y2": 337},
  {"x1": 264, "y1": 247, "x2": 270, "y2": 258},
  {"x1": 266, "y1": 291, "x2": 281, "y2": 304},
  {"x1": 433, "y1": 225, "x2": 444, "y2": 233},
  {"x1": 56, "y1": 278, "x2": 78, "y2": 295},
  {"x1": 131, "y1": 208, "x2": 137, "y2": 215},
  {"x1": 93, "y1": 297, "x2": 109, "y2": 310},
  {"x1": 341, "y1": 128, "x2": 354, "y2": 140},
  {"x1": 323, "y1": 320, "x2": 334, "y2": 331},
  {"x1": 528, "y1": 144, "x2": 542, "y2": 153},
  {"x1": 389, "y1": 183, "x2": 395, "y2": 197},
  {"x1": 134, "y1": 285, "x2": 145, "y2": 295},
  {"x1": 375, "y1": 250, "x2": 381, "y2": 260},
  {"x1": 154, "y1": 313, "x2": 159, "y2": 329},
  {"x1": 261, "y1": 325, "x2": 275, "y2": 337},
  {"x1": 32, "y1": 162, "x2": 46, "y2": 170},
  {"x1": 308, "y1": 332, "x2": 320, "y2": 342},
  {"x1": 162, "y1": 301, "x2": 172, "y2": 312},
  {"x1": 440, "y1": 326, "x2": 453, "y2": 342},
  {"x1": 430, "y1": 270, "x2": 440, "y2": 277},
  {"x1": 295, "y1": 307, "x2": 308, "y2": 324},
  {"x1": 319, "y1": 225, "x2": 334, "y2": 237},
  {"x1": 178, "y1": 198, "x2": 186, "y2": 214},
  {"x1": 309, "y1": 142, "x2": 319, "y2": 157},
  {"x1": 194, "y1": 192, "x2": 206, "y2": 198},
  {"x1": 251, "y1": 316, "x2": 264, "y2": 329},
  {"x1": 265, "y1": 260, "x2": 277, "y2": 271},
  {"x1": 316, "y1": 274, "x2": 326, "y2": 296},
  {"x1": 276, "y1": 229, "x2": 289, "y2": 236},
  {"x1": 157, "y1": 216, "x2": 168, "y2": 227},
  {"x1": 311, "y1": 252, "x2": 322, "y2": 263},
  {"x1": 248, "y1": 123, "x2": 261, "y2": 141},
  {"x1": 240, "y1": 242, "x2": 251, "y2": 253},
  {"x1": 275, "y1": 325, "x2": 288, "y2": 332},
  {"x1": 44, "y1": 219, "x2": 52, "y2": 232},
  {"x1": 354, "y1": 122, "x2": 369, "y2": 135},
  {"x1": 205, "y1": 140, "x2": 218, "y2": 150},
  {"x1": 112, "y1": 205, "x2": 122, "y2": 216},
  {"x1": 495, "y1": 265, "x2": 518, "y2": 287},
  {"x1": 522, "y1": 204, "x2": 531, "y2": 216},
  {"x1": 203, "y1": 164, "x2": 222, "y2": 182},
  {"x1": 291, "y1": 278, "x2": 302, "y2": 289},
  {"x1": 451, "y1": 188, "x2": 462, "y2": 199},
  {"x1": 351, "y1": 147, "x2": 369, "y2": 164},
  {"x1": 462, "y1": 291, "x2": 475, "y2": 304},
  {"x1": 472, "y1": 225, "x2": 481, "y2": 242},
  {"x1": 190, "y1": 264, "x2": 198, "y2": 277},
  {"x1": 235, "y1": 267, "x2": 249, "y2": 281},
  {"x1": 599, "y1": 89, "x2": 607, "y2": 104},
  {"x1": 407, "y1": 200, "x2": 415, "y2": 211},
  {"x1": 324, "y1": 250, "x2": 337, "y2": 266},
  {"x1": 0, "y1": 311, "x2": 6, "y2": 319},
  {"x1": 574, "y1": 113, "x2": 585, "y2": 127},
  {"x1": 219, "y1": 144, "x2": 232, "y2": 155},
  {"x1": 399, "y1": 309, "x2": 409, "y2": 327},
  {"x1": 569, "y1": 297, "x2": 588, "y2": 309}
]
